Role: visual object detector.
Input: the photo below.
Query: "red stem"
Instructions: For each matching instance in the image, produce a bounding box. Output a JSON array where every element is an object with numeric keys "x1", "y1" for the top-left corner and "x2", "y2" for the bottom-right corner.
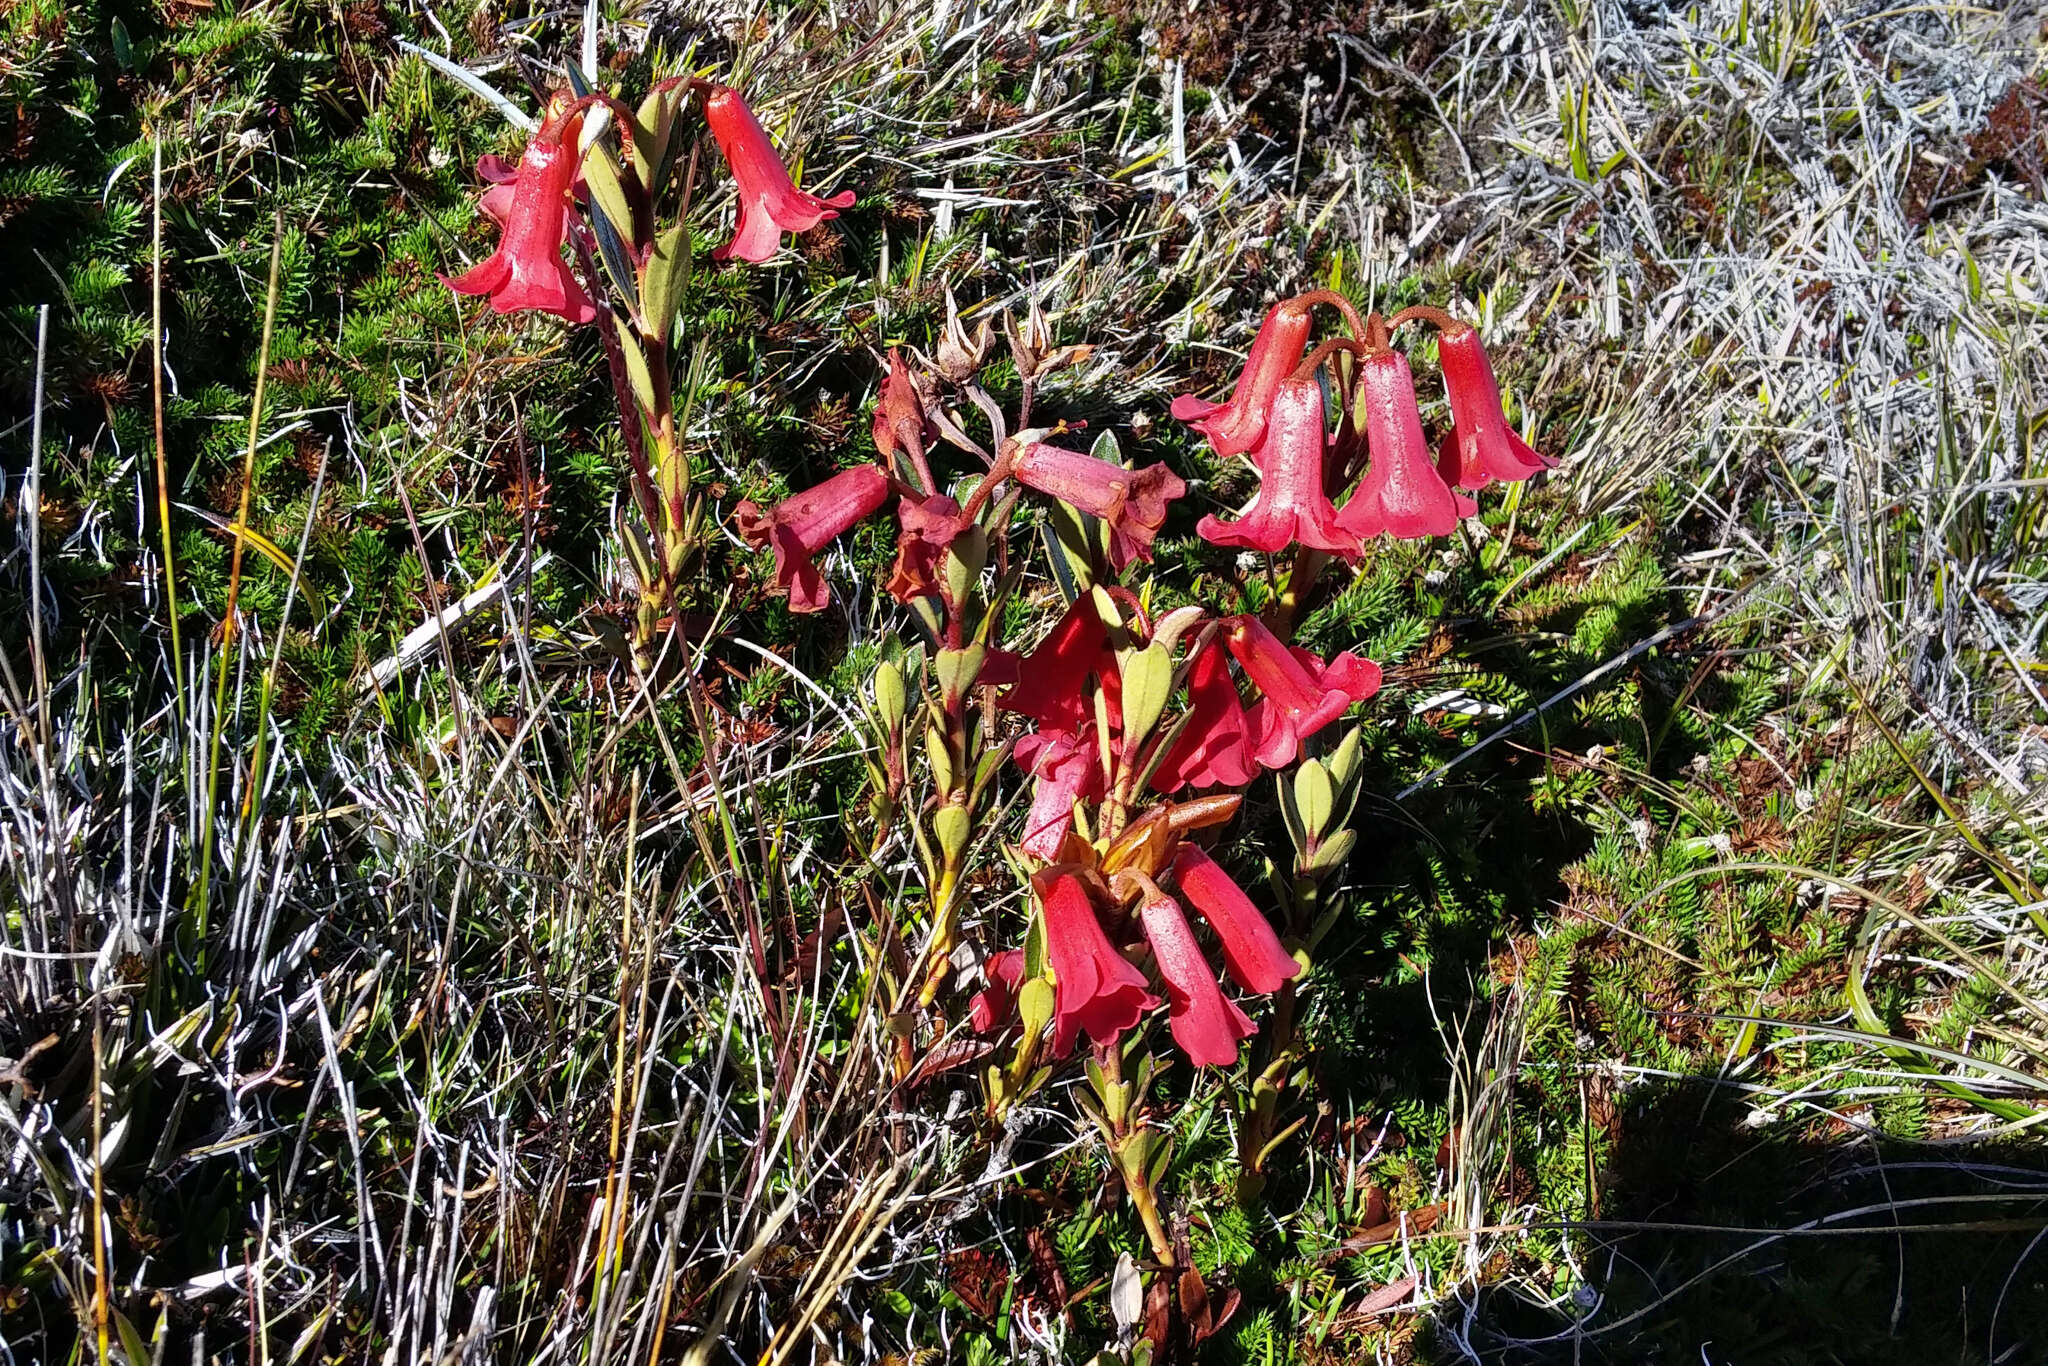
[
  {"x1": 1290, "y1": 336, "x2": 1366, "y2": 384},
  {"x1": 1385, "y1": 304, "x2": 1462, "y2": 333},
  {"x1": 1291, "y1": 288, "x2": 1369, "y2": 342},
  {"x1": 958, "y1": 444, "x2": 1018, "y2": 522}
]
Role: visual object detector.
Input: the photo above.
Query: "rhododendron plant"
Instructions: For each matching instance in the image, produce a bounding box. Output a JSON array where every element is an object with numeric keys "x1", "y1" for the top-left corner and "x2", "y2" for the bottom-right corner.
[
  {"x1": 1039, "y1": 869, "x2": 1158, "y2": 1055},
  {"x1": 1136, "y1": 879, "x2": 1258, "y2": 1067},
  {"x1": 439, "y1": 70, "x2": 863, "y2": 666},
  {"x1": 1010, "y1": 440, "x2": 1185, "y2": 571},
  {"x1": 430, "y1": 55, "x2": 1565, "y2": 1275},
  {"x1": 1171, "y1": 299, "x2": 1313, "y2": 458},
  {"x1": 1225, "y1": 614, "x2": 1382, "y2": 769}
]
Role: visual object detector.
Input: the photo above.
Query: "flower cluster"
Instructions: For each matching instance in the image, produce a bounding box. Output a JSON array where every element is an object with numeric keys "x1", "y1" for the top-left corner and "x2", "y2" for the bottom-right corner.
[
  {"x1": 972, "y1": 847, "x2": 1300, "y2": 1069},
  {"x1": 1177, "y1": 294, "x2": 1556, "y2": 551},
  {"x1": 442, "y1": 77, "x2": 858, "y2": 663},
  {"x1": 446, "y1": 83, "x2": 848, "y2": 321},
  {"x1": 747, "y1": 293, "x2": 1553, "y2": 1085}
]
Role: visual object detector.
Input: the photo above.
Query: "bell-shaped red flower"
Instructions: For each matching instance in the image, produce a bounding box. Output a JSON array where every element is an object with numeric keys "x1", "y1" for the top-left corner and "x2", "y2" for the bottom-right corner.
[
  {"x1": 1224, "y1": 615, "x2": 1381, "y2": 770},
  {"x1": 733, "y1": 464, "x2": 891, "y2": 612},
  {"x1": 1336, "y1": 350, "x2": 1470, "y2": 542},
  {"x1": 1151, "y1": 641, "x2": 1256, "y2": 792},
  {"x1": 1171, "y1": 299, "x2": 1313, "y2": 459},
  {"x1": 969, "y1": 950, "x2": 1026, "y2": 1033},
  {"x1": 1171, "y1": 846, "x2": 1299, "y2": 995},
  {"x1": 1000, "y1": 597, "x2": 1108, "y2": 734},
  {"x1": 444, "y1": 109, "x2": 595, "y2": 325},
  {"x1": 1011, "y1": 442, "x2": 1185, "y2": 572},
  {"x1": 1039, "y1": 870, "x2": 1158, "y2": 1055},
  {"x1": 1137, "y1": 884, "x2": 1257, "y2": 1067},
  {"x1": 704, "y1": 85, "x2": 857, "y2": 263},
  {"x1": 1196, "y1": 378, "x2": 1355, "y2": 555},
  {"x1": 1013, "y1": 729, "x2": 1104, "y2": 859},
  {"x1": 886, "y1": 493, "x2": 966, "y2": 606},
  {"x1": 1435, "y1": 324, "x2": 1556, "y2": 490}
]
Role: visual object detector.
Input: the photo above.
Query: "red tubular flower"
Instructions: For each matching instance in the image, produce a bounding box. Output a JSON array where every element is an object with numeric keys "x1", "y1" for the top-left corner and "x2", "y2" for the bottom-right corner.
[
  {"x1": 1224, "y1": 615, "x2": 1381, "y2": 770},
  {"x1": 476, "y1": 150, "x2": 583, "y2": 232},
  {"x1": 1171, "y1": 299, "x2": 1314, "y2": 459},
  {"x1": 1171, "y1": 846, "x2": 1299, "y2": 995},
  {"x1": 704, "y1": 85, "x2": 856, "y2": 263},
  {"x1": 1000, "y1": 597, "x2": 1108, "y2": 734},
  {"x1": 444, "y1": 110, "x2": 595, "y2": 324},
  {"x1": 1335, "y1": 350, "x2": 1470, "y2": 543},
  {"x1": 970, "y1": 950, "x2": 1026, "y2": 1033},
  {"x1": 1039, "y1": 870, "x2": 1158, "y2": 1054},
  {"x1": 1435, "y1": 323, "x2": 1556, "y2": 490},
  {"x1": 1137, "y1": 885, "x2": 1257, "y2": 1067},
  {"x1": 886, "y1": 493, "x2": 965, "y2": 606},
  {"x1": 734, "y1": 464, "x2": 891, "y2": 612},
  {"x1": 1196, "y1": 378, "x2": 1356, "y2": 555},
  {"x1": 1151, "y1": 642, "x2": 1255, "y2": 792},
  {"x1": 1011, "y1": 442, "x2": 1185, "y2": 572},
  {"x1": 1013, "y1": 729, "x2": 1104, "y2": 859}
]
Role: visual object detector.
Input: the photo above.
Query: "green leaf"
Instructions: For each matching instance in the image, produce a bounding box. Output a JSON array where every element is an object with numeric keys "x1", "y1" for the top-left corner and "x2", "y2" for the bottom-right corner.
[
  {"x1": 614, "y1": 327, "x2": 658, "y2": 420},
  {"x1": 1293, "y1": 760, "x2": 1334, "y2": 836},
  {"x1": 640, "y1": 219, "x2": 689, "y2": 344},
  {"x1": 631, "y1": 86, "x2": 675, "y2": 195},
  {"x1": 934, "y1": 644, "x2": 985, "y2": 704},
  {"x1": 588, "y1": 195, "x2": 639, "y2": 310},
  {"x1": 1117, "y1": 643, "x2": 1173, "y2": 749},
  {"x1": 582, "y1": 144, "x2": 638, "y2": 245}
]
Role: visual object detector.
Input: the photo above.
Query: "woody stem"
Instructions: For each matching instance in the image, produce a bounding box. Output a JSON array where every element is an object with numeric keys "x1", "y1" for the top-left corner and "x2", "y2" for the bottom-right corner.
[{"x1": 1126, "y1": 1167, "x2": 1176, "y2": 1266}]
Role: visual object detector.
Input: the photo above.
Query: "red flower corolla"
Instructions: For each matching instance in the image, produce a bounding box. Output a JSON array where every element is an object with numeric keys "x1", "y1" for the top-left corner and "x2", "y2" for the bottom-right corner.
[
  {"x1": 1172, "y1": 846, "x2": 1300, "y2": 995},
  {"x1": 475, "y1": 154, "x2": 522, "y2": 226},
  {"x1": 1223, "y1": 615, "x2": 1381, "y2": 770},
  {"x1": 1335, "y1": 350, "x2": 1470, "y2": 543},
  {"x1": 1000, "y1": 597, "x2": 1108, "y2": 734},
  {"x1": 1151, "y1": 642, "x2": 1255, "y2": 792},
  {"x1": 444, "y1": 110, "x2": 595, "y2": 324},
  {"x1": 704, "y1": 85, "x2": 856, "y2": 263},
  {"x1": 1196, "y1": 377, "x2": 1355, "y2": 555},
  {"x1": 886, "y1": 493, "x2": 966, "y2": 606},
  {"x1": 1013, "y1": 729, "x2": 1104, "y2": 859},
  {"x1": 1170, "y1": 299, "x2": 1313, "y2": 459},
  {"x1": 475, "y1": 150, "x2": 583, "y2": 233},
  {"x1": 1039, "y1": 870, "x2": 1157, "y2": 1054},
  {"x1": 1011, "y1": 442, "x2": 1185, "y2": 572},
  {"x1": 1137, "y1": 885, "x2": 1257, "y2": 1067},
  {"x1": 734, "y1": 464, "x2": 891, "y2": 612},
  {"x1": 1435, "y1": 324, "x2": 1556, "y2": 490},
  {"x1": 970, "y1": 950, "x2": 1026, "y2": 1033}
]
